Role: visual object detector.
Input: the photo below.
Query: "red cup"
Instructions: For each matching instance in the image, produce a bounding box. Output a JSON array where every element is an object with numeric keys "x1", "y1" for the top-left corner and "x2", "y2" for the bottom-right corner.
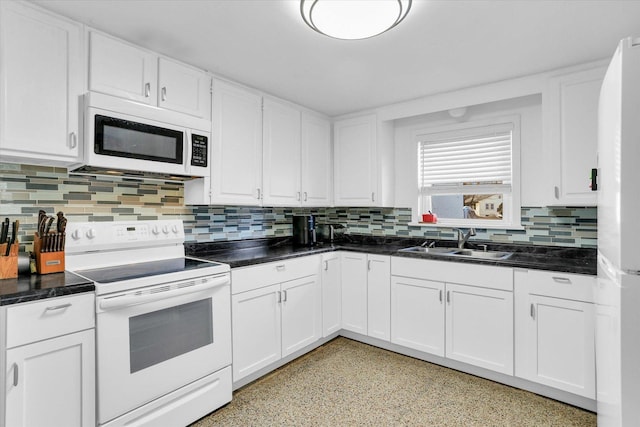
[{"x1": 422, "y1": 213, "x2": 437, "y2": 223}]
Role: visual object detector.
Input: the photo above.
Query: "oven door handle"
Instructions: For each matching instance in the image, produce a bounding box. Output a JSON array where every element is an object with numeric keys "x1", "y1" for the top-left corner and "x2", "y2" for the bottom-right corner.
[{"x1": 98, "y1": 275, "x2": 229, "y2": 311}]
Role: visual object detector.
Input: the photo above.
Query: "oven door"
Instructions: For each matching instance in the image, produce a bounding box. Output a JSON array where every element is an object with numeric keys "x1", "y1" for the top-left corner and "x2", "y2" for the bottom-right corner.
[{"x1": 95, "y1": 274, "x2": 231, "y2": 424}]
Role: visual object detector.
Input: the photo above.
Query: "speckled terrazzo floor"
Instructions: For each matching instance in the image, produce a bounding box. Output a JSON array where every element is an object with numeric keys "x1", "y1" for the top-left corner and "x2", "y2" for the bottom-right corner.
[{"x1": 191, "y1": 337, "x2": 596, "y2": 426}]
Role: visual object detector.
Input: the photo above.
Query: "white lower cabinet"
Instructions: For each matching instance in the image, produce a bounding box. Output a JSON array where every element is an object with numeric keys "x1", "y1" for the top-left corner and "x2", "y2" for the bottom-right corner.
[
  {"x1": 445, "y1": 283, "x2": 513, "y2": 375},
  {"x1": 340, "y1": 253, "x2": 390, "y2": 341},
  {"x1": 391, "y1": 256, "x2": 514, "y2": 375},
  {"x1": 321, "y1": 252, "x2": 342, "y2": 337},
  {"x1": 515, "y1": 269, "x2": 596, "y2": 399},
  {"x1": 1, "y1": 294, "x2": 96, "y2": 427},
  {"x1": 5, "y1": 330, "x2": 95, "y2": 427},
  {"x1": 231, "y1": 257, "x2": 321, "y2": 382},
  {"x1": 391, "y1": 276, "x2": 445, "y2": 356}
]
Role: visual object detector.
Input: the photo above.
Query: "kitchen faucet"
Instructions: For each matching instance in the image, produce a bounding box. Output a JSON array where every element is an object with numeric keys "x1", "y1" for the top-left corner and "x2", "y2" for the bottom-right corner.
[{"x1": 455, "y1": 228, "x2": 476, "y2": 249}]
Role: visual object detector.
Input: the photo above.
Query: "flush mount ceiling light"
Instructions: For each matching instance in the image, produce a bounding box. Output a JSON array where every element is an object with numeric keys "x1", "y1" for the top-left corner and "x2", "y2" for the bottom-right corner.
[{"x1": 300, "y1": 0, "x2": 412, "y2": 40}]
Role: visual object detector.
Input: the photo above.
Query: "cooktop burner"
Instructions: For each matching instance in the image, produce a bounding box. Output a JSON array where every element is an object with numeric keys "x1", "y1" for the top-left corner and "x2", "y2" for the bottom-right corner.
[{"x1": 75, "y1": 257, "x2": 222, "y2": 284}]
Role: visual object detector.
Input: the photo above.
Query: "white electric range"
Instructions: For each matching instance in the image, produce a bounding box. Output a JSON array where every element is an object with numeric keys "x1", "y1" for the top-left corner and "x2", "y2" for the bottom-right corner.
[{"x1": 66, "y1": 219, "x2": 232, "y2": 427}]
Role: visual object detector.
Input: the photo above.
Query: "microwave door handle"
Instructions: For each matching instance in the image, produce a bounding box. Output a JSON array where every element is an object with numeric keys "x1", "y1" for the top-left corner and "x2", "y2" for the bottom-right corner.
[{"x1": 98, "y1": 275, "x2": 229, "y2": 311}]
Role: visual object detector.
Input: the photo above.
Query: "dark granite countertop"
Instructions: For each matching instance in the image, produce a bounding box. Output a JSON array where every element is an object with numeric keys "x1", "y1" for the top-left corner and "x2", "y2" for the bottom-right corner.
[
  {"x1": 0, "y1": 271, "x2": 95, "y2": 306},
  {"x1": 186, "y1": 235, "x2": 596, "y2": 276}
]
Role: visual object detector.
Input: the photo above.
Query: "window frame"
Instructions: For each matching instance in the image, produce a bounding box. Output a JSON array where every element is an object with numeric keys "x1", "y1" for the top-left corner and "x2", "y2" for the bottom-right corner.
[{"x1": 413, "y1": 114, "x2": 522, "y2": 229}]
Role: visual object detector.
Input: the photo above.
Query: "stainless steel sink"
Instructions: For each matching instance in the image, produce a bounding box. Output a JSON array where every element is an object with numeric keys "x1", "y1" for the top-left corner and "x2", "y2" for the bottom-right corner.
[
  {"x1": 399, "y1": 246, "x2": 458, "y2": 255},
  {"x1": 449, "y1": 249, "x2": 513, "y2": 260},
  {"x1": 399, "y1": 246, "x2": 512, "y2": 260}
]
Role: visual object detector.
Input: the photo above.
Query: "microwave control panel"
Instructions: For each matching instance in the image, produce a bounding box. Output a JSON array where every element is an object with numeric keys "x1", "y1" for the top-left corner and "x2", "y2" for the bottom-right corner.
[{"x1": 190, "y1": 134, "x2": 208, "y2": 167}]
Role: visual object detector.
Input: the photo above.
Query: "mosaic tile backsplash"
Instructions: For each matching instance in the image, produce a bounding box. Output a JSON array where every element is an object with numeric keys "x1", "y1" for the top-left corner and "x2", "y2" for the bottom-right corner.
[{"x1": 1, "y1": 164, "x2": 597, "y2": 252}]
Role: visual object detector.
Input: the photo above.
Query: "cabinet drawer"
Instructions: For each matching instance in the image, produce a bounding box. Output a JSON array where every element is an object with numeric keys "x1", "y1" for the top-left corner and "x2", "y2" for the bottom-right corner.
[
  {"x1": 515, "y1": 269, "x2": 595, "y2": 303},
  {"x1": 232, "y1": 255, "x2": 321, "y2": 294},
  {"x1": 6, "y1": 293, "x2": 95, "y2": 348}
]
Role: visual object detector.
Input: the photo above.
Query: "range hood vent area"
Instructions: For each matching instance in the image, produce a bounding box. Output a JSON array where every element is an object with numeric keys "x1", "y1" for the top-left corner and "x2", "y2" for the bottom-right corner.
[{"x1": 69, "y1": 165, "x2": 202, "y2": 182}]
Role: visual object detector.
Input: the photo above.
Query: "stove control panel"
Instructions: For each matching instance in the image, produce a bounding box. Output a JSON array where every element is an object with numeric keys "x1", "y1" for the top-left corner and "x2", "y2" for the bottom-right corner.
[{"x1": 65, "y1": 220, "x2": 185, "y2": 253}]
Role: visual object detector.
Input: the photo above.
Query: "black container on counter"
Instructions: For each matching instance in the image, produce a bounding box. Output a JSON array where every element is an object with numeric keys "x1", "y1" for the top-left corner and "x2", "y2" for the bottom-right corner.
[{"x1": 292, "y1": 215, "x2": 316, "y2": 246}]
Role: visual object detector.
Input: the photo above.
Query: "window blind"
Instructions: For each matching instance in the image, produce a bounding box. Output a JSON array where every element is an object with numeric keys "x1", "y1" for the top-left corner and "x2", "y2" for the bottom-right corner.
[{"x1": 418, "y1": 125, "x2": 513, "y2": 189}]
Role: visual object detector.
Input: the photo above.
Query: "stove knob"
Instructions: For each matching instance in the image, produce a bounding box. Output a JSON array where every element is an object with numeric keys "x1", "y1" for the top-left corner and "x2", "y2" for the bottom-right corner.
[
  {"x1": 171, "y1": 224, "x2": 179, "y2": 234},
  {"x1": 162, "y1": 225, "x2": 170, "y2": 234},
  {"x1": 86, "y1": 228, "x2": 96, "y2": 239},
  {"x1": 151, "y1": 225, "x2": 160, "y2": 235},
  {"x1": 71, "y1": 229, "x2": 82, "y2": 240}
]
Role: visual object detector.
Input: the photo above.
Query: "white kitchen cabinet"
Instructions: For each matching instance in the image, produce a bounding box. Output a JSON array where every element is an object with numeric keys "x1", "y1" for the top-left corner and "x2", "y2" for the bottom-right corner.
[
  {"x1": 445, "y1": 282, "x2": 514, "y2": 375},
  {"x1": 515, "y1": 269, "x2": 596, "y2": 399},
  {"x1": 231, "y1": 256, "x2": 321, "y2": 382},
  {"x1": 5, "y1": 330, "x2": 95, "y2": 427},
  {"x1": 544, "y1": 65, "x2": 606, "y2": 206},
  {"x1": 0, "y1": 1, "x2": 83, "y2": 166},
  {"x1": 340, "y1": 253, "x2": 368, "y2": 334},
  {"x1": 321, "y1": 252, "x2": 342, "y2": 337},
  {"x1": 367, "y1": 254, "x2": 391, "y2": 341},
  {"x1": 333, "y1": 114, "x2": 394, "y2": 207},
  {"x1": 391, "y1": 276, "x2": 445, "y2": 356},
  {"x1": 231, "y1": 283, "x2": 282, "y2": 381},
  {"x1": 89, "y1": 31, "x2": 210, "y2": 118},
  {"x1": 340, "y1": 252, "x2": 391, "y2": 340},
  {"x1": 1, "y1": 294, "x2": 95, "y2": 427},
  {"x1": 262, "y1": 98, "x2": 302, "y2": 206},
  {"x1": 186, "y1": 79, "x2": 263, "y2": 205},
  {"x1": 281, "y1": 275, "x2": 322, "y2": 356},
  {"x1": 301, "y1": 112, "x2": 332, "y2": 206},
  {"x1": 391, "y1": 256, "x2": 514, "y2": 374}
]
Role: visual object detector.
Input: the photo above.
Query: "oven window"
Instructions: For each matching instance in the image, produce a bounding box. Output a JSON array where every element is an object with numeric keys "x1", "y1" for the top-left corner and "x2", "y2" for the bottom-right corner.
[
  {"x1": 129, "y1": 299, "x2": 213, "y2": 373},
  {"x1": 95, "y1": 114, "x2": 183, "y2": 164}
]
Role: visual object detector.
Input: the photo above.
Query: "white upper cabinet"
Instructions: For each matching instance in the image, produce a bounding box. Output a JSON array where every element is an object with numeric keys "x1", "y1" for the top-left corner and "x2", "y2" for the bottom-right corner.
[
  {"x1": 544, "y1": 65, "x2": 606, "y2": 206},
  {"x1": 301, "y1": 112, "x2": 332, "y2": 206},
  {"x1": 188, "y1": 79, "x2": 263, "y2": 206},
  {"x1": 89, "y1": 31, "x2": 210, "y2": 118},
  {"x1": 262, "y1": 98, "x2": 302, "y2": 206},
  {"x1": 334, "y1": 113, "x2": 394, "y2": 207},
  {"x1": 158, "y1": 57, "x2": 210, "y2": 117},
  {"x1": 0, "y1": 1, "x2": 83, "y2": 166}
]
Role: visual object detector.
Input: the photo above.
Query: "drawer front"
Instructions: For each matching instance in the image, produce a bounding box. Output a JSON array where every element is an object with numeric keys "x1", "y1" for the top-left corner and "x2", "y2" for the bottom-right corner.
[
  {"x1": 391, "y1": 256, "x2": 513, "y2": 291},
  {"x1": 232, "y1": 255, "x2": 321, "y2": 295},
  {"x1": 6, "y1": 293, "x2": 95, "y2": 348},
  {"x1": 515, "y1": 269, "x2": 595, "y2": 302}
]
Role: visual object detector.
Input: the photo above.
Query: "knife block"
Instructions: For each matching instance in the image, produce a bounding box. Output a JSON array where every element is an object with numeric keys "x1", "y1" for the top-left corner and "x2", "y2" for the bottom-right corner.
[
  {"x1": 0, "y1": 240, "x2": 19, "y2": 279},
  {"x1": 34, "y1": 234, "x2": 65, "y2": 275}
]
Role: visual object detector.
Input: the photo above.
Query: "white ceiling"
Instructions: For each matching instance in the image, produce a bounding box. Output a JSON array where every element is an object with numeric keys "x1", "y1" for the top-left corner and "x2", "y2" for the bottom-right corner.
[{"x1": 32, "y1": 0, "x2": 640, "y2": 117}]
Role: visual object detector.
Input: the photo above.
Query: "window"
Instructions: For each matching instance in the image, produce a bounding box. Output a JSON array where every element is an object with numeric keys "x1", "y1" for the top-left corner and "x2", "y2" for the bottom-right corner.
[{"x1": 417, "y1": 117, "x2": 521, "y2": 228}]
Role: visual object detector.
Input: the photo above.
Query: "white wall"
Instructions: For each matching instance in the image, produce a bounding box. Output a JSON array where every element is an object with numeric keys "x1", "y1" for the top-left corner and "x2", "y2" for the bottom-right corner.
[{"x1": 393, "y1": 94, "x2": 545, "y2": 215}]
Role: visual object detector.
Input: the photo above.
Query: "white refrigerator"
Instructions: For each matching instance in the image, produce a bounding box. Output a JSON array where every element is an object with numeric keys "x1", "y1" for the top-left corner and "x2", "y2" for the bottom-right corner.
[{"x1": 596, "y1": 36, "x2": 640, "y2": 426}]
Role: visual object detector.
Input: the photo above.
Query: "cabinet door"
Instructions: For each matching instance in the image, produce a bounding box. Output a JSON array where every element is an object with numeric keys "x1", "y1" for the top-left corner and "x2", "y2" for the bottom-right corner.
[
  {"x1": 262, "y1": 98, "x2": 302, "y2": 206},
  {"x1": 520, "y1": 295, "x2": 596, "y2": 398},
  {"x1": 445, "y1": 283, "x2": 514, "y2": 375},
  {"x1": 89, "y1": 31, "x2": 157, "y2": 104},
  {"x1": 301, "y1": 112, "x2": 332, "y2": 206},
  {"x1": 158, "y1": 57, "x2": 210, "y2": 118},
  {"x1": 281, "y1": 275, "x2": 321, "y2": 357},
  {"x1": 5, "y1": 329, "x2": 95, "y2": 427},
  {"x1": 367, "y1": 255, "x2": 391, "y2": 341},
  {"x1": 0, "y1": 1, "x2": 82, "y2": 164},
  {"x1": 231, "y1": 283, "x2": 281, "y2": 381},
  {"x1": 334, "y1": 114, "x2": 378, "y2": 206},
  {"x1": 341, "y1": 253, "x2": 368, "y2": 334},
  {"x1": 209, "y1": 79, "x2": 263, "y2": 205},
  {"x1": 391, "y1": 276, "x2": 445, "y2": 356},
  {"x1": 321, "y1": 253, "x2": 342, "y2": 337},
  {"x1": 545, "y1": 66, "x2": 606, "y2": 206}
]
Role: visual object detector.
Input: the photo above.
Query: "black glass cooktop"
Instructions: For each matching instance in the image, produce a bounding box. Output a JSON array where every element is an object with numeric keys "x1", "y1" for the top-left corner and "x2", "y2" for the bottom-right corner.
[{"x1": 75, "y1": 257, "x2": 222, "y2": 284}]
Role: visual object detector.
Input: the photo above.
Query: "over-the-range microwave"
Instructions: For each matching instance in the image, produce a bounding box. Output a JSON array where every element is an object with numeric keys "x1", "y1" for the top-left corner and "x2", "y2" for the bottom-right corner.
[{"x1": 69, "y1": 92, "x2": 211, "y2": 181}]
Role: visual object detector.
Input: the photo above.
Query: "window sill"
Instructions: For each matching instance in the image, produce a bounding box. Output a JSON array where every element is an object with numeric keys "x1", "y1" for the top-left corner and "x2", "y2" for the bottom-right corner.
[{"x1": 408, "y1": 222, "x2": 525, "y2": 231}]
